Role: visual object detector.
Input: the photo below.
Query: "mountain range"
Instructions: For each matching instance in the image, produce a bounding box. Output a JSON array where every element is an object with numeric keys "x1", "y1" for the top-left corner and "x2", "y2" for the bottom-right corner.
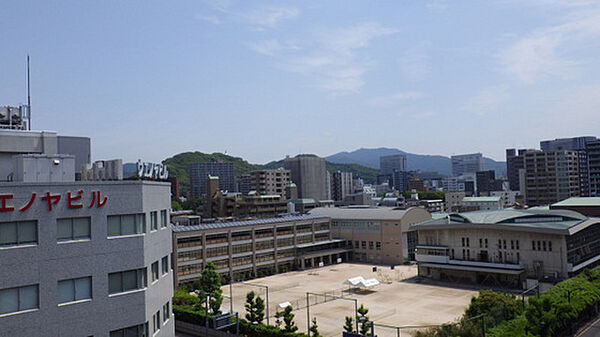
[{"x1": 325, "y1": 147, "x2": 506, "y2": 177}]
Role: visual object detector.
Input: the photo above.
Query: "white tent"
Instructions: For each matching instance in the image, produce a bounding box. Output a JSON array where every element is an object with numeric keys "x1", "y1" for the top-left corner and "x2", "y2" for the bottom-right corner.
[
  {"x1": 361, "y1": 278, "x2": 380, "y2": 288},
  {"x1": 278, "y1": 301, "x2": 292, "y2": 309},
  {"x1": 345, "y1": 276, "x2": 365, "y2": 286}
]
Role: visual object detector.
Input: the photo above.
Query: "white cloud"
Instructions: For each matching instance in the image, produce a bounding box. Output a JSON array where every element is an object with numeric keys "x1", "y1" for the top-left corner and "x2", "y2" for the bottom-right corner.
[
  {"x1": 369, "y1": 91, "x2": 426, "y2": 107},
  {"x1": 462, "y1": 85, "x2": 509, "y2": 115},
  {"x1": 242, "y1": 6, "x2": 299, "y2": 29},
  {"x1": 498, "y1": 4, "x2": 600, "y2": 83},
  {"x1": 194, "y1": 14, "x2": 221, "y2": 24},
  {"x1": 245, "y1": 40, "x2": 282, "y2": 56}
]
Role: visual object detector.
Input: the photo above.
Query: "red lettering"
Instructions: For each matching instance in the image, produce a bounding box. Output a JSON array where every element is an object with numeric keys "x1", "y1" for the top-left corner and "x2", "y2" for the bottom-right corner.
[
  {"x1": 0, "y1": 194, "x2": 14, "y2": 212},
  {"x1": 68, "y1": 190, "x2": 84, "y2": 209},
  {"x1": 19, "y1": 193, "x2": 37, "y2": 212},
  {"x1": 41, "y1": 192, "x2": 61, "y2": 211}
]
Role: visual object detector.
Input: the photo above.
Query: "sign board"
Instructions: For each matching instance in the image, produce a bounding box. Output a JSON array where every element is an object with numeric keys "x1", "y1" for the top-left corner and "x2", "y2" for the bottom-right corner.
[
  {"x1": 1, "y1": 190, "x2": 107, "y2": 212},
  {"x1": 137, "y1": 160, "x2": 168, "y2": 180}
]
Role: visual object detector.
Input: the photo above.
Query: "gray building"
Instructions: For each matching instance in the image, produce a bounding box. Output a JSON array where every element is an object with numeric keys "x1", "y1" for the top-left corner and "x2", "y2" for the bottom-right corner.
[
  {"x1": 587, "y1": 140, "x2": 600, "y2": 197},
  {"x1": 189, "y1": 162, "x2": 235, "y2": 198},
  {"x1": 451, "y1": 153, "x2": 484, "y2": 176},
  {"x1": 283, "y1": 156, "x2": 328, "y2": 200},
  {"x1": 330, "y1": 171, "x2": 353, "y2": 201},
  {"x1": 506, "y1": 149, "x2": 530, "y2": 192},
  {"x1": 0, "y1": 180, "x2": 174, "y2": 337},
  {"x1": 540, "y1": 136, "x2": 597, "y2": 151},
  {"x1": 57, "y1": 136, "x2": 92, "y2": 173},
  {"x1": 380, "y1": 154, "x2": 407, "y2": 176}
]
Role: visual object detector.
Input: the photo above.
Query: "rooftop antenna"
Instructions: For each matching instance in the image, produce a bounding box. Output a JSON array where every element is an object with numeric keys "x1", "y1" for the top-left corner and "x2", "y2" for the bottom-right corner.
[{"x1": 26, "y1": 54, "x2": 31, "y2": 130}]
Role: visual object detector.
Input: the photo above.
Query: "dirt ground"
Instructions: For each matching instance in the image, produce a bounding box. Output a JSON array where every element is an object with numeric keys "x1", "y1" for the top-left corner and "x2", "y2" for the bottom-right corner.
[{"x1": 220, "y1": 263, "x2": 477, "y2": 337}]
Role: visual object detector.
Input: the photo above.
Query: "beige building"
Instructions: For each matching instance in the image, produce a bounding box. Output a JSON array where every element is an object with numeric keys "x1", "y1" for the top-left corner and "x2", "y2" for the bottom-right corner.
[
  {"x1": 250, "y1": 169, "x2": 291, "y2": 197},
  {"x1": 445, "y1": 192, "x2": 466, "y2": 212},
  {"x1": 412, "y1": 209, "x2": 600, "y2": 288},
  {"x1": 309, "y1": 207, "x2": 432, "y2": 265},
  {"x1": 524, "y1": 150, "x2": 581, "y2": 206},
  {"x1": 172, "y1": 214, "x2": 350, "y2": 286}
]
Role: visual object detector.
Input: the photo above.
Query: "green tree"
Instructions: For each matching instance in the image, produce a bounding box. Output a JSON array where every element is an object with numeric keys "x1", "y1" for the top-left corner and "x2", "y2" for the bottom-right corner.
[
  {"x1": 195, "y1": 262, "x2": 223, "y2": 315},
  {"x1": 357, "y1": 304, "x2": 372, "y2": 336},
  {"x1": 171, "y1": 199, "x2": 182, "y2": 211},
  {"x1": 344, "y1": 316, "x2": 354, "y2": 333},
  {"x1": 274, "y1": 311, "x2": 283, "y2": 328},
  {"x1": 309, "y1": 317, "x2": 322, "y2": 337},
  {"x1": 182, "y1": 197, "x2": 203, "y2": 212},
  {"x1": 282, "y1": 305, "x2": 298, "y2": 333},
  {"x1": 244, "y1": 291, "x2": 265, "y2": 324}
]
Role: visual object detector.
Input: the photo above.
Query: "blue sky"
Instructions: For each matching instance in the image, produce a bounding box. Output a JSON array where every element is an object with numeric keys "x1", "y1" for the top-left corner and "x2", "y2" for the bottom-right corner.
[{"x1": 2, "y1": 0, "x2": 600, "y2": 164}]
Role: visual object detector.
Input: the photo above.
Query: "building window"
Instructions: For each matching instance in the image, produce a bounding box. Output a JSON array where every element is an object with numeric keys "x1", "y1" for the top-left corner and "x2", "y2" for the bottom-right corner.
[
  {"x1": 466, "y1": 238, "x2": 470, "y2": 247},
  {"x1": 503, "y1": 240, "x2": 507, "y2": 249},
  {"x1": 376, "y1": 242, "x2": 381, "y2": 250},
  {"x1": 548, "y1": 241, "x2": 552, "y2": 251},
  {"x1": 0, "y1": 284, "x2": 38, "y2": 314},
  {"x1": 462, "y1": 249, "x2": 465, "y2": 259},
  {"x1": 151, "y1": 262, "x2": 159, "y2": 282},
  {"x1": 108, "y1": 268, "x2": 147, "y2": 294},
  {"x1": 466, "y1": 249, "x2": 470, "y2": 260},
  {"x1": 107, "y1": 214, "x2": 145, "y2": 236},
  {"x1": 57, "y1": 217, "x2": 91, "y2": 241},
  {"x1": 542, "y1": 241, "x2": 547, "y2": 251},
  {"x1": 485, "y1": 238, "x2": 488, "y2": 248},
  {"x1": 162, "y1": 301, "x2": 170, "y2": 323},
  {"x1": 354, "y1": 241, "x2": 359, "y2": 249},
  {"x1": 517, "y1": 252, "x2": 520, "y2": 262},
  {"x1": 160, "y1": 210, "x2": 168, "y2": 228},
  {"x1": 532, "y1": 240, "x2": 535, "y2": 251},
  {"x1": 479, "y1": 238, "x2": 482, "y2": 248},
  {"x1": 161, "y1": 256, "x2": 169, "y2": 275},
  {"x1": 461, "y1": 238, "x2": 465, "y2": 247},
  {"x1": 537, "y1": 241, "x2": 541, "y2": 251},
  {"x1": 58, "y1": 277, "x2": 92, "y2": 304},
  {"x1": 361, "y1": 241, "x2": 366, "y2": 249},
  {"x1": 369, "y1": 241, "x2": 374, "y2": 250},
  {"x1": 153, "y1": 310, "x2": 161, "y2": 333},
  {"x1": 0, "y1": 220, "x2": 37, "y2": 247},
  {"x1": 516, "y1": 240, "x2": 520, "y2": 250},
  {"x1": 109, "y1": 323, "x2": 148, "y2": 337},
  {"x1": 150, "y1": 211, "x2": 158, "y2": 231},
  {"x1": 511, "y1": 240, "x2": 514, "y2": 250}
]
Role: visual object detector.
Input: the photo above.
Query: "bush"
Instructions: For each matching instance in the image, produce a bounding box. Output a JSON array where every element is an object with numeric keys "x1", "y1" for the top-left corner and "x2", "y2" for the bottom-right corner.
[
  {"x1": 238, "y1": 319, "x2": 308, "y2": 337},
  {"x1": 173, "y1": 288, "x2": 200, "y2": 306}
]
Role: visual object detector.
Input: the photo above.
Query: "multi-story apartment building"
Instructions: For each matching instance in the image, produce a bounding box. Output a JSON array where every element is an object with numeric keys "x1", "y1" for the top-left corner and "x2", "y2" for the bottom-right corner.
[
  {"x1": 172, "y1": 215, "x2": 349, "y2": 285},
  {"x1": 445, "y1": 192, "x2": 466, "y2": 212},
  {"x1": 524, "y1": 150, "x2": 581, "y2": 206},
  {"x1": 476, "y1": 170, "x2": 495, "y2": 196},
  {"x1": 309, "y1": 207, "x2": 431, "y2": 263},
  {"x1": 237, "y1": 175, "x2": 251, "y2": 195},
  {"x1": 586, "y1": 140, "x2": 600, "y2": 197},
  {"x1": 380, "y1": 154, "x2": 407, "y2": 176},
  {"x1": 283, "y1": 156, "x2": 328, "y2": 201},
  {"x1": 189, "y1": 162, "x2": 235, "y2": 198},
  {"x1": 330, "y1": 171, "x2": 353, "y2": 201},
  {"x1": 250, "y1": 169, "x2": 290, "y2": 197},
  {"x1": 412, "y1": 209, "x2": 600, "y2": 288},
  {"x1": 451, "y1": 153, "x2": 483, "y2": 176},
  {"x1": 0, "y1": 180, "x2": 174, "y2": 337},
  {"x1": 460, "y1": 196, "x2": 503, "y2": 211}
]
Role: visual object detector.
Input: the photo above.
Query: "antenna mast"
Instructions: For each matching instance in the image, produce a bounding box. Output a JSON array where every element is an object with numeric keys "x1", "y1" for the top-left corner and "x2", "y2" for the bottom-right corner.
[{"x1": 27, "y1": 55, "x2": 31, "y2": 130}]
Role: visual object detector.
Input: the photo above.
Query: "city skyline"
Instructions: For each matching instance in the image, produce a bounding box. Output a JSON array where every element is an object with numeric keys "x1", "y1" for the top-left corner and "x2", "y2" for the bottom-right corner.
[{"x1": 2, "y1": 1, "x2": 600, "y2": 164}]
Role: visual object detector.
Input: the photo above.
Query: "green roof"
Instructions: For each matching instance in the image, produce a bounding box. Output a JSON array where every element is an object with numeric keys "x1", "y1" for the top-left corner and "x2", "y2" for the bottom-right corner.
[
  {"x1": 413, "y1": 208, "x2": 588, "y2": 232},
  {"x1": 552, "y1": 197, "x2": 600, "y2": 207}
]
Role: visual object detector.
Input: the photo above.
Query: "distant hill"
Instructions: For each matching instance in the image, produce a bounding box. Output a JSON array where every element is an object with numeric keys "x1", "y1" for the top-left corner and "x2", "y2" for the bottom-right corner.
[
  {"x1": 163, "y1": 152, "x2": 379, "y2": 197},
  {"x1": 326, "y1": 147, "x2": 506, "y2": 177},
  {"x1": 162, "y1": 152, "x2": 261, "y2": 196}
]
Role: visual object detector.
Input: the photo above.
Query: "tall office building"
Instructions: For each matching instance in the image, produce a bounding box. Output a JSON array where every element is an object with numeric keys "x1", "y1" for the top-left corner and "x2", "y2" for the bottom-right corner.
[
  {"x1": 451, "y1": 153, "x2": 483, "y2": 176},
  {"x1": 0, "y1": 129, "x2": 174, "y2": 337},
  {"x1": 330, "y1": 171, "x2": 353, "y2": 201},
  {"x1": 476, "y1": 170, "x2": 495, "y2": 196},
  {"x1": 506, "y1": 149, "x2": 531, "y2": 192},
  {"x1": 250, "y1": 169, "x2": 291, "y2": 196},
  {"x1": 188, "y1": 162, "x2": 235, "y2": 198},
  {"x1": 540, "y1": 136, "x2": 597, "y2": 196},
  {"x1": 524, "y1": 150, "x2": 581, "y2": 206},
  {"x1": 283, "y1": 156, "x2": 328, "y2": 200},
  {"x1": 237, "y1": 175, "x2": 251, "y2": 195},
  {"x1": 380, "y1": 154, "x2": 407, "y2": 176},
  {"x1": 586, "y1": 140, "x2": 600, "y2": 197}
]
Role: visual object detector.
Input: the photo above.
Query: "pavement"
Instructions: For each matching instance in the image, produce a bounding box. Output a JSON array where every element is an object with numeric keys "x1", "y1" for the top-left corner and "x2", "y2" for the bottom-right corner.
[{"x1": 576, "y1": 314, "x2": 600, "y2": 337}]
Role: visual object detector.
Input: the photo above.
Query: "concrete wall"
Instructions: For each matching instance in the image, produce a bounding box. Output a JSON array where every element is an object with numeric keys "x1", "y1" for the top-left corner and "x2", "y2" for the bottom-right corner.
[
  {"x1": 57, "y1": 136, "x2": 91, "y2": 172},
  {"x1": 0, "y1": 181, "x2": 174, "y2": 337},
  {"x1": 0, "y1": 130, "x2": 58, "y2": 181}
]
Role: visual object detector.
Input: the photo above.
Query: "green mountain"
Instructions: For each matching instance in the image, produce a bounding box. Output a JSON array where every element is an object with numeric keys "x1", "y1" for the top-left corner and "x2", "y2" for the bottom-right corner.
[{"x1": 163, "y1": 152, "x2": 380, "y2": 197}]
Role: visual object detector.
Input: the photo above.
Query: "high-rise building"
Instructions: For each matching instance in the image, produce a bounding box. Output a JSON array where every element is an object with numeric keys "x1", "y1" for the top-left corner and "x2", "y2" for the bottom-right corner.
[
  {"x1": 250, "y1": 169, "x2": 290, "y2": 196},
  {"x1": 330, "y1": 171, "x2": 353, "y2": 201},
  {"x1": 506, "y1": 149, "x2": 533, "y2": 192},
  {"x1": 451, "y1": 153, "x2": 484, "y2": 176},
  {"x1": 476, "y1": 170, "x2": 495, "y2": 196},
  {"x1": 392, "y1": 170, "x2": 411, "y2": 192},
  {"x1": 283, "y1": 156, "x2": 328, "y2": 200},
  {"x1": 188, "y1": 162, "x2": 235, "y2": 198},
  {"x1": 237, "y1": 174, "x2": 251, "y2": 195},
  {"x1": 380, "y1": 154, "x2": 407, "y2": 176},
  {"x1": 586, "y1": 140, "x2": 600, "y2": 197},
  {"x1": 524, "y1": 150, "x2": 581, "y2": 206},
  {"x1": 540, "y1": 136, "x2": 597, "y2": 151}
]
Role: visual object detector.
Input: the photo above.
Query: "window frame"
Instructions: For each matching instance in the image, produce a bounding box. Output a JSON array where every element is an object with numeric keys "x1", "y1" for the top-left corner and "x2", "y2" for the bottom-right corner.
[
  {"x1": 108, "y1": 268, "x2": 148, "y2": 295},
  {"x1": 57, "y1": 276, "x2": 92, "y2": 304},
  {"x1": 161, "y1": 256, "x2": 169, "y2": 275},
  {"x1": 107, "y1": 214, "x2": 146, "y2": 237},
  {"x1": 0, "y1": 284, "x2": 39, "y2": 315},
  {"x1": 57, "y1": 217, "x2": 91, "y2": 242},
  {"x1": 160, "y1": 210, "x2": 168, "y2": 228},
  {"x1": 151, "y1": 261, "x2": 159, "y2": 282},
  {"x1": 150, "y1": 211, "x2": 158, "y2": 231},
  {"x1": 0, "y1": 220, "x2": 38, "y2": 247}
]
